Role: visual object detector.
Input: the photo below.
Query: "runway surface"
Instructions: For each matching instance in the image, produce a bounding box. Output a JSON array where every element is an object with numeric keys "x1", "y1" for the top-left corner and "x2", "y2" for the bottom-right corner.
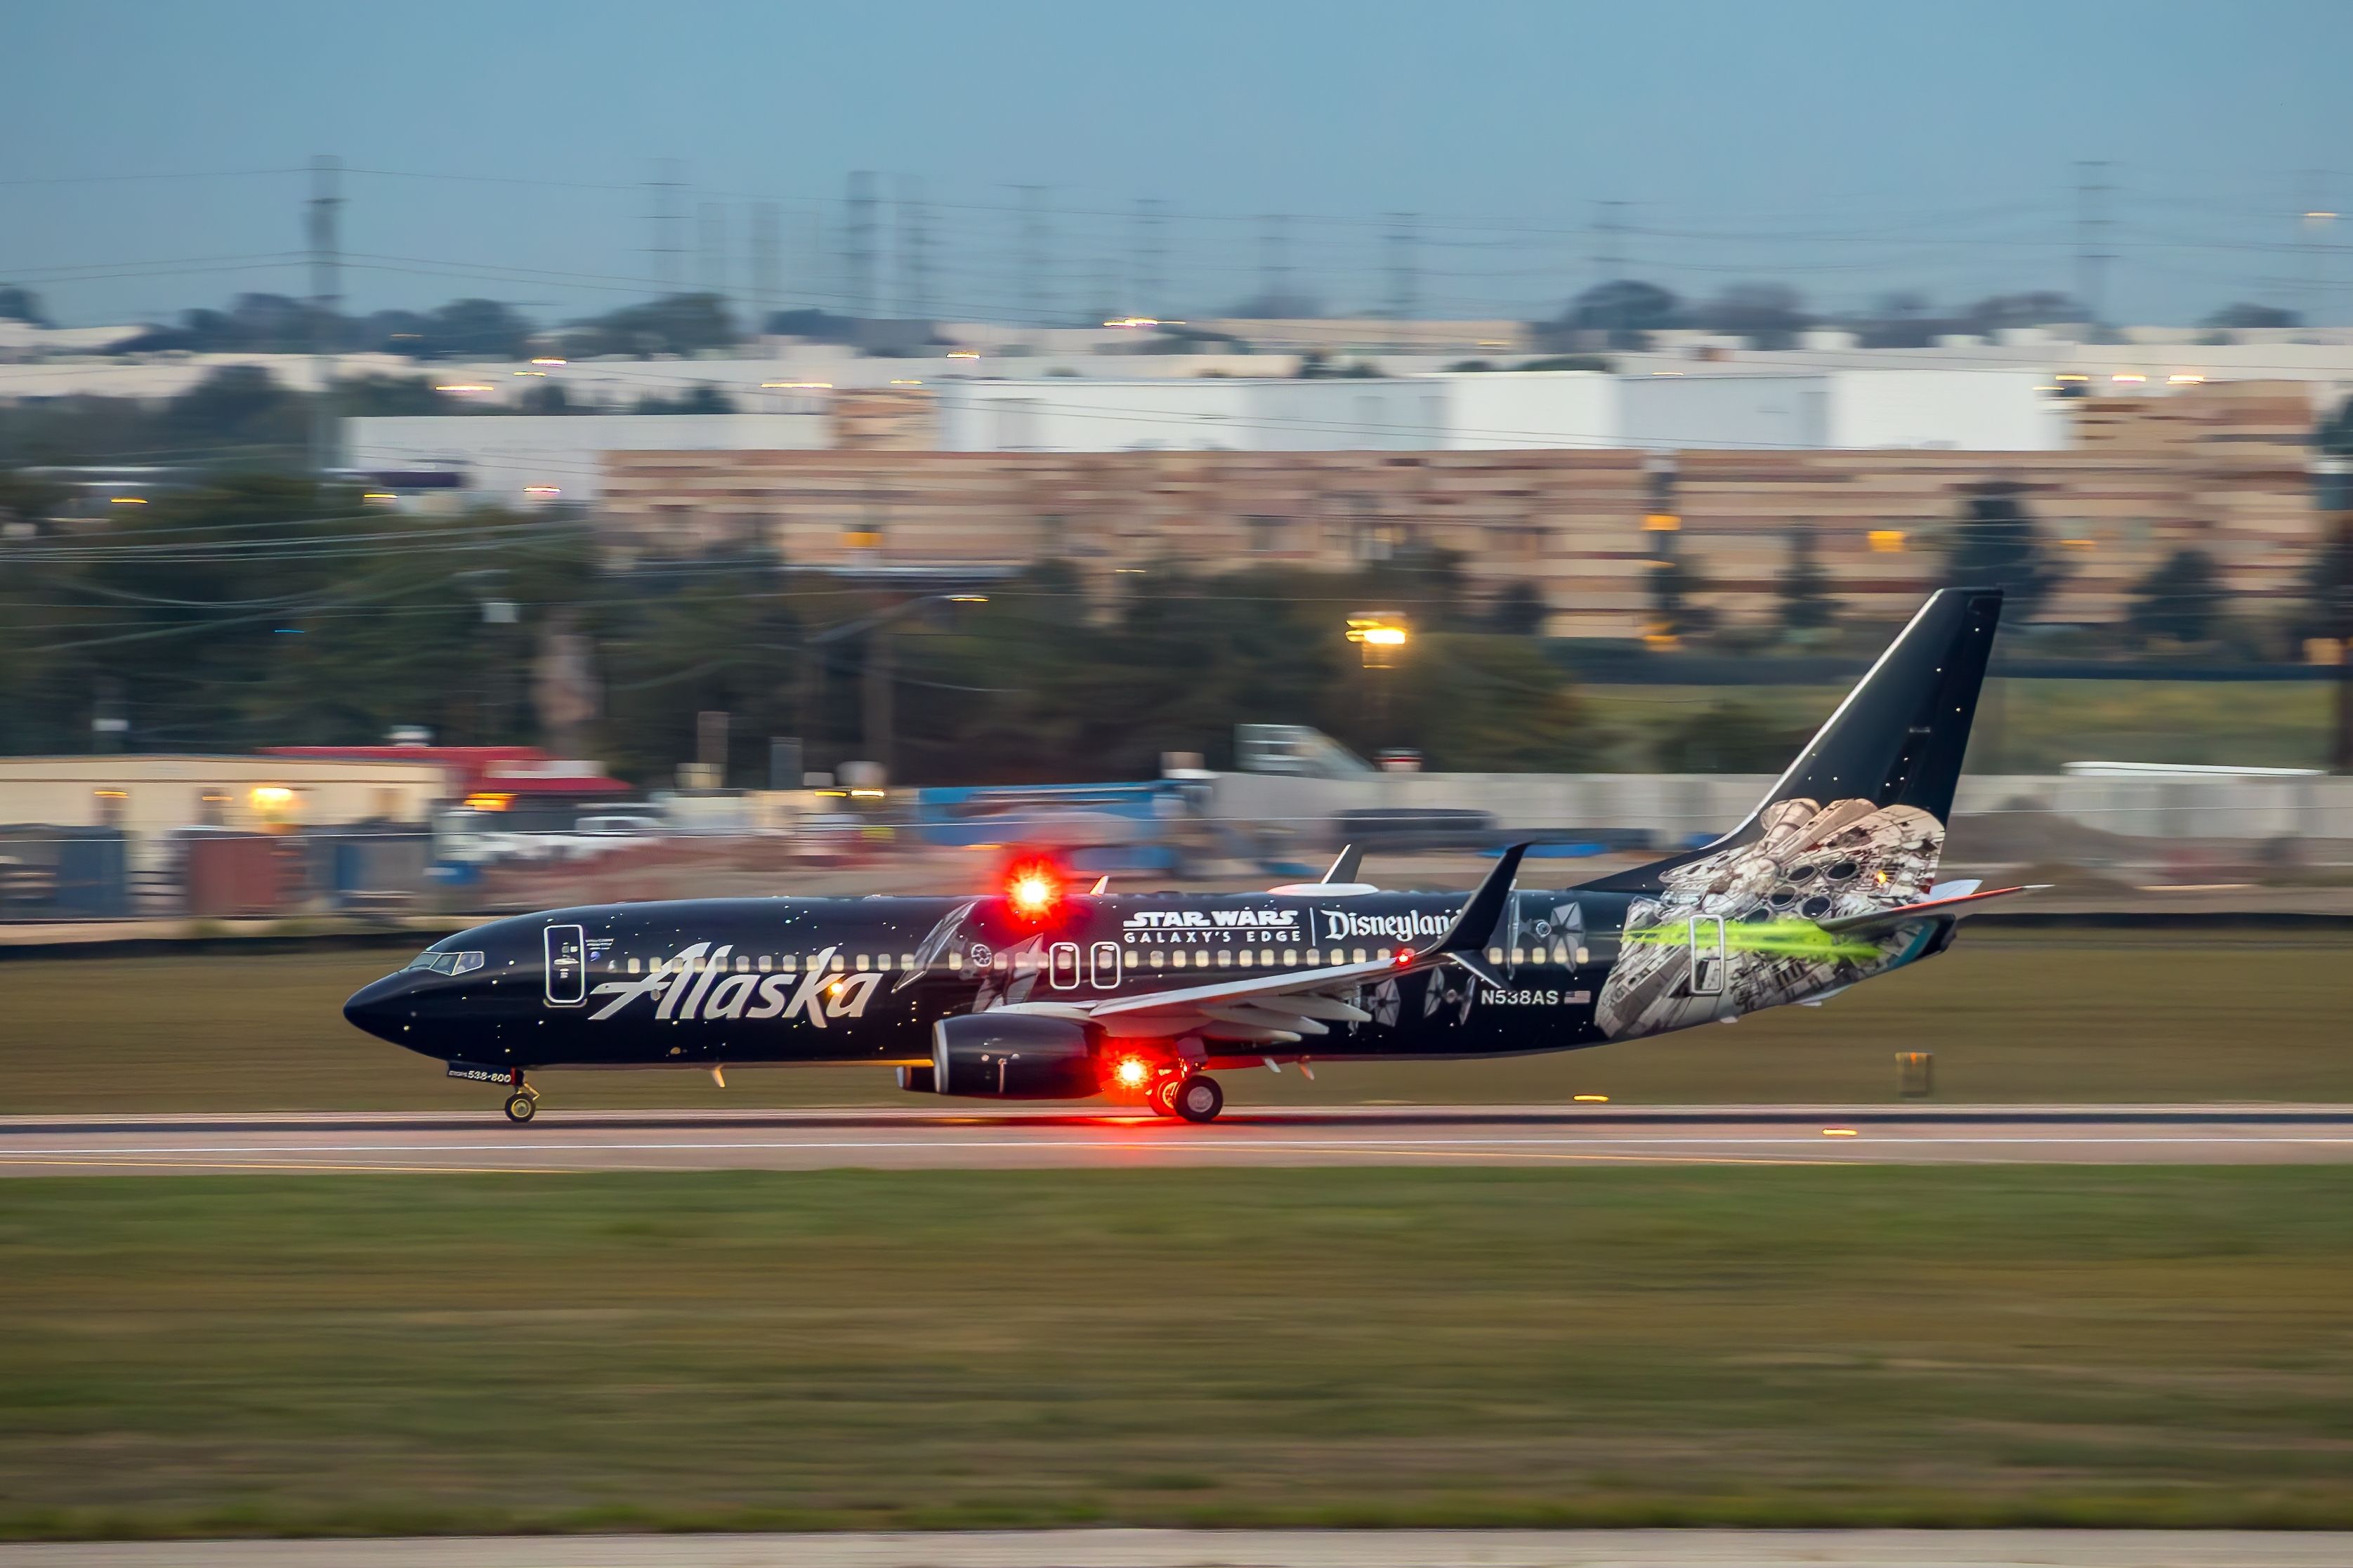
[
  {"x1": 6, "y1": 1530, "x2": 2350, "y2": 1568},
  {"x1": 4, "y1": 1103, "x2": 2352, "y2": 1174}
]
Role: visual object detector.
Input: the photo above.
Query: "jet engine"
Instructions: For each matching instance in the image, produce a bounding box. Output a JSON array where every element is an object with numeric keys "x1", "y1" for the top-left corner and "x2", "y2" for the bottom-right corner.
[{"x1": 929, "y1": 1012, "x2": 1103, "y2": 1099}]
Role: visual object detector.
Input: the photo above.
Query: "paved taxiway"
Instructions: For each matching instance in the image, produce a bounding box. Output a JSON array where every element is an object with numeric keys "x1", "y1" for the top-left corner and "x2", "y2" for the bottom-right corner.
[
  {"x1": 8, "y1": 1529, "x2": 2352, "y2": 1567},
  {"x1": 4, "y1": 1104, "x2": 2351, "y2": 1175}
]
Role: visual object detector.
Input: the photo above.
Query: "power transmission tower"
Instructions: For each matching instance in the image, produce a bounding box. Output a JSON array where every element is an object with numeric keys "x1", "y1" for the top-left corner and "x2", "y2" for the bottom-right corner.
[
  {"x1": 2073, "y1": 161, "x2": 2113, "y2": 331},
  {"x1": 1592, "y1": 199, "x2": 1628, "y2": 282},
  {"x1": 846, "y1": 171, "x2": 879, "y2": 320},
  {"x1": 306, "y1": 154, "x2": 342, "y2": 473},
  {"x1": 750, "y1": 202, "x2": 782, "y2": 336},
  {"x1": 1257, "y1": 213, "x2": 1291, "y2": 314},
  {"x1": 896, "y1": 177, "x2": 933, "y2": 320},
  {"x1": 1016, "y1": 184, "x2": 1049, "y2": 327},
  {"x1": 648, "y1": 159, "x2": 686, "y2": 291},
  {"x1": 1385, "y1": 211, "x2": 1420, "y2": 322},
  {"x1": 2301, "y1": 171, "x2": 2336, "y2": 333},
  {"x1": 1136, "y1": 197, "x2": 1165, "y2": 318},
  {"x1": 697, "y1": 200, "x2": 726, "y2": 301}
]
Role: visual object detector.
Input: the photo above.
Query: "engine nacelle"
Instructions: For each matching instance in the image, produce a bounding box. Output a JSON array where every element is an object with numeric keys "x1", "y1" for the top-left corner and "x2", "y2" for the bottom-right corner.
[{"x1": 931, "y1": 1012, "x2": 1103, "y2": 1099}]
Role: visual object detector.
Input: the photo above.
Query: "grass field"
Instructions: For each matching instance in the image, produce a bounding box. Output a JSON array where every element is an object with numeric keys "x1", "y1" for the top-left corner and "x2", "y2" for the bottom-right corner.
[
  {"x1": 1, "y1": 927, "x2": 2347, "y2": 1112},
  {"x1": 2, "y1": 1167, "x2": 2350, "y2": 1536}
]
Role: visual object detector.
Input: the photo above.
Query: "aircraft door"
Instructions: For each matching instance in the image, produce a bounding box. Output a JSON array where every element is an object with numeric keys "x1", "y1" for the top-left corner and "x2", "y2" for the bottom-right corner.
[
  {"x1": 544, "y1": 923, "x2": 586, "y2": 1006},
  {"x1": 1089, "y1": 941, "x2": 1121, "y2": 989},
  {"x1": 1048, "y1": 942, "x2": 1081, "y2": 989},
  {"x1": 1687, "y1": 916, "x2": 1725, "y2": 997}
]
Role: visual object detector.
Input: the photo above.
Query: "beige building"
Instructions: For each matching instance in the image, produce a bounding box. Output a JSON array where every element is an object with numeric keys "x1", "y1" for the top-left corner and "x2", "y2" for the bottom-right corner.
[
  {"x1": 598, "y1": 383, "x2": 2327, "y2": 638},
  {"x1": 0, "y1": 755, "x2": 449, "y2": 862}
]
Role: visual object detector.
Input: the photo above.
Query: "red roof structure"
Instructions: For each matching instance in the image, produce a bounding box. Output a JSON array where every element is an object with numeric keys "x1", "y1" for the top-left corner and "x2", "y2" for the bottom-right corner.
[{"x1": 261, "y1": 746, "x2": 632, "y2": 800}]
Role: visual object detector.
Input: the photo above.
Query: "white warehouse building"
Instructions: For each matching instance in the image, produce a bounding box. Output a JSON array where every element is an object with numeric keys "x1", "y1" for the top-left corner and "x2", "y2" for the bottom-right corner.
[
  {"x1": 935, "y1": 369, "x2": 2066, "y2": 455},
  {"x1": 343, "y1": 411, "x2": 828, "y2": 506}
]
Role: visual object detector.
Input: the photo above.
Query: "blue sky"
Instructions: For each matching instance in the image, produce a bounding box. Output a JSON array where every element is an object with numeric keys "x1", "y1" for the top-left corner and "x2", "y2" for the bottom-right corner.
[{"x1": 4, "y1": 0, "x2": 2348, "y2": 327}]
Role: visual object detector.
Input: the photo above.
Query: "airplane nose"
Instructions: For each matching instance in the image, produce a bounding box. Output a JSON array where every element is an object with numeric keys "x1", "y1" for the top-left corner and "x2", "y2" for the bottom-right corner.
[{"x1": 342, "y1": 973, "x2": 417, "y2": 1044}]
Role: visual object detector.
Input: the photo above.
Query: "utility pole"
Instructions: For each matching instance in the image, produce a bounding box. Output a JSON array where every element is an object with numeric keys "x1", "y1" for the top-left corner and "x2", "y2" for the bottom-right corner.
[
  {"x1": 1385, "y1": 212, "x2": 1420, "y2": 324},
  {"x1": 862, "y1": 627, "x2": 894, "y2": 783},
  {"x1": 1016, "y1": 184, "x2": 1049, "y2": 327},
  {"x1": 846, "y1": 171, "x2": 879, "y2": 320},
  {"x1": 306, "y1": 154, "x2": 342, "y2": 475},
  {"x1": 648, "y1": 159, "x2": 686, "y2": 292},
  {"x1": 750, "y1": 202, "x2": 782, "y2": 337},
  {"x1": 1592, "y1": 199, "x2": 1628, "y2": 282},
  {"x1": 2073, "y1": 161, "x2": 2113, "y2": 332}
]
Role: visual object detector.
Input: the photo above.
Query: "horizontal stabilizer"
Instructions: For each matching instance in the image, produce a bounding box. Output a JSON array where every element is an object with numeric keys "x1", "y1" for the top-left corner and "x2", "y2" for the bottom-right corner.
[{"x1": 1816, "y1": 883, "x2": 2045, "y2": 935}]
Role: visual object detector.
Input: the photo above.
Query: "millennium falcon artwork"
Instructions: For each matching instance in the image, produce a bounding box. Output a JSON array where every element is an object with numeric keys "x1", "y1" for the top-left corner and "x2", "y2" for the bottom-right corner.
[{"x1": 1595, "y1": 796, "x2": 1946, "y2": 1040}]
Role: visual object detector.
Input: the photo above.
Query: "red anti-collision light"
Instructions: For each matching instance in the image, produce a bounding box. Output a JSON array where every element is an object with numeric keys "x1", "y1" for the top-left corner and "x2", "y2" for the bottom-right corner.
[
  {"x1": 1003, "y1": 856, "x2": 1066, "y2": 922},
  {"x1": 1395, "y1": 946, "x2": 1417, "y2": 966}
]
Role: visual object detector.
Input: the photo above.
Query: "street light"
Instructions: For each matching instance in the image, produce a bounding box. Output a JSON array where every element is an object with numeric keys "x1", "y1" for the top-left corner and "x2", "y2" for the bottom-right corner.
[{"x1": 1346, "y1": 612, "x2": 1410, "y2": 669}]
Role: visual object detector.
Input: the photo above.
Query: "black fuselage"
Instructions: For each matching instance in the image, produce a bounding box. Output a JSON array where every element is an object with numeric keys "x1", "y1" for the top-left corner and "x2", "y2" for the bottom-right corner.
[{"x1": 344, "y1": 887, "x2": 1639, "y2": 1075}]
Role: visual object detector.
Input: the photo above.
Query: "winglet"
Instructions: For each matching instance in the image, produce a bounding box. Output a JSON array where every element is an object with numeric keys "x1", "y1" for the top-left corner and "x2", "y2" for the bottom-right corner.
[
  {"x1": 1322, "y1": 843, "x2": 1363, "y2": 885},
  {"x1": 1434, "y1": 843, "x2": 1528, "y2": 954}
]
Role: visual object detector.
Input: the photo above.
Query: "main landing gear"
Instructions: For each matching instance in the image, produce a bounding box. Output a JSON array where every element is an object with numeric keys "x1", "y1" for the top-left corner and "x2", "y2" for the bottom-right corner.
[
  {"x1": 503, "y1": 1083, "x2": 539, "y2": 1124},
  {"x1": 1150, "y1": 1073, "x2": 1224, "y2": 1124}
]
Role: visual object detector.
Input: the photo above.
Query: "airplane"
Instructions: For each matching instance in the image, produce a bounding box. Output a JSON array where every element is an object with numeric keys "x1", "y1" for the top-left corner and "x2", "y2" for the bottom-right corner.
[{"x1": 344, "y1": 587, "x2": 2021, "y2": 1125}]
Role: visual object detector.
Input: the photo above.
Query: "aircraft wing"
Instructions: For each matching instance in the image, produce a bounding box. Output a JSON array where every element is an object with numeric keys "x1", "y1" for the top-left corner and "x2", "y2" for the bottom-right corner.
[
  {"x1": 1815, "y1": 883, "x2": 2045, "y2": 936},
  {"x1": 997, "y1": 844, "x2": 1531, "y2": 1046}
]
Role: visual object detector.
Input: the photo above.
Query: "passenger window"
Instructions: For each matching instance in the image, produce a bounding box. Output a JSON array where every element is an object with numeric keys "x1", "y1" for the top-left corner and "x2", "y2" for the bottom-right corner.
[
  {"x1": 1149, "y1": 950, "x2": 1165, "y2": 968},
  {"x1": 1353, "y1": 948, "x2": 1368, "y2": 963},
  {"x1": 1238, "y1": 950, "x2": 1254, "y2": 968},
  {"x1": 900, "y1": 953, "x2": 915, "y2": 969},
  {"x1": 1282, "y1": 949, "x2": 1297, "y2": 966},
  {"x1": 1216, "y1": 950, "x2": 1233, "y2": 968},
  {"x1": 627, "y1": 957, "x2": 641, "y2": 975}
]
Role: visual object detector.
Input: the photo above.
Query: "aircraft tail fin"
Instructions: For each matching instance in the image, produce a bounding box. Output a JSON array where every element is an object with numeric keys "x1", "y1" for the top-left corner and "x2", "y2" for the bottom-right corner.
[{"x1": 1581, "y1": 587, "x2": 2003, "y2": 895}]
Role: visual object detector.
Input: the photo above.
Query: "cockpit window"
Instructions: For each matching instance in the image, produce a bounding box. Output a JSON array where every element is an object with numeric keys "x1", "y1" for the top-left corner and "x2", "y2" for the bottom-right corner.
[{"x1": 406, "y1": 949, "x2": 485, "y2": 976}]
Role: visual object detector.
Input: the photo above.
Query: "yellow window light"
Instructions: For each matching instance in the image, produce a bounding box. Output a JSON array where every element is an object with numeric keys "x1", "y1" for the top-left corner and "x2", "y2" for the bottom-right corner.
[
  {"x1": 460, "y1": 791, "x2": 513, "y2": 811},
  {"x1": 1642, "y1": 513, "x2": 1681, "y2": 532},
  {"x1": 249, "y1": 785, "x2": 299, "y2": 813},
  {"x1": 1868, "y1": 529, "x2": 1906, "y2": 553},
  {"x1": 2111, "y1": 372, "x2": 2146, "y2": 384}
]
